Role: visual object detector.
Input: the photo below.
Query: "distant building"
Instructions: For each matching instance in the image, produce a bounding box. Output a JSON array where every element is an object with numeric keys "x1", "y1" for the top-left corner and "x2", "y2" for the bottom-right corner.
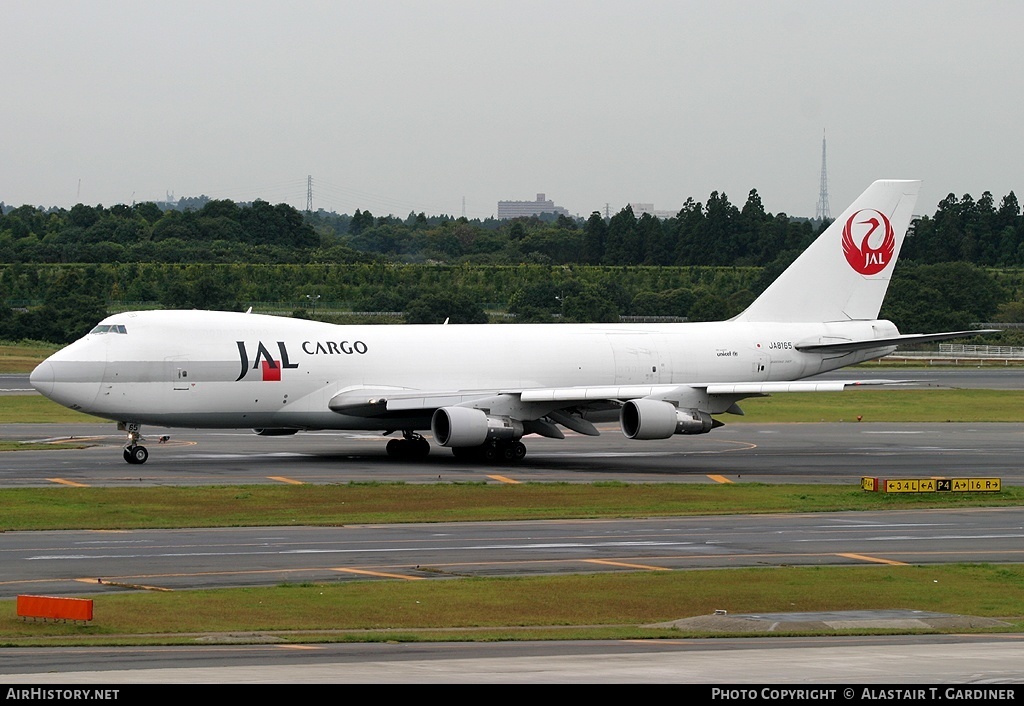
[
  {"x1": 497, "y1": 193, "x2": 570, "y2": 220},
  {"x1": 629, "y1": 203, "x2": 678, "y2": 219}
]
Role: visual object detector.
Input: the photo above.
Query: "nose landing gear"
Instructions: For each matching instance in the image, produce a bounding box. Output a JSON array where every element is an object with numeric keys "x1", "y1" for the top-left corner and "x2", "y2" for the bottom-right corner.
[
  {"x1": 119, "y1": 422, "x2": 149, "y2": 465},
  {"x1": 123, "y1": 444, "x2": 149, "y2": 465}
]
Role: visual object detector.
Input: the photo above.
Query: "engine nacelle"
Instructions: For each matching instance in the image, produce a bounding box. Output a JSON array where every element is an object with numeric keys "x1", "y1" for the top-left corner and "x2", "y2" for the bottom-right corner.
[
  {"x1": 620, "y1": 399, "x2": 714, "y2": 440},
  {"x1": 431, "y1": 407, "x2": 524, "y2": 447},
  {"x1": 252, "y1": 428, "x2": 299, "y2": 436}
]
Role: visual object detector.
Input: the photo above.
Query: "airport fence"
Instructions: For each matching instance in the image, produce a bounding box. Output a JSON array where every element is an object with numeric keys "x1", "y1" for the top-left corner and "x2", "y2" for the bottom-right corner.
[{"x1": 888, "y1": 343, "x2": 1024, "y2": 365}]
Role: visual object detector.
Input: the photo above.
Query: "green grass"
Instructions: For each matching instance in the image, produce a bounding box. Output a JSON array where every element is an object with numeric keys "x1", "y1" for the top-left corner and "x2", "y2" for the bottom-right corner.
[
  {"x1": 735, "y1": 388, "x2": 1024, "y2": 423},
  {"x1": 3, "y1": 483, "x2": 1022, "y2": 645},
  {"x1": 2, "y1": 483, "x2": 1023, "y2": 531},
  {"x1": 0, "y1": 396, "x2": 105, "y2": 423},
  {"x1": 3, "y1": 565, "x2": 1022, "y2": 646},
  {"x1": 0, "y1": 341, "x2": 58, "y2": 373}
]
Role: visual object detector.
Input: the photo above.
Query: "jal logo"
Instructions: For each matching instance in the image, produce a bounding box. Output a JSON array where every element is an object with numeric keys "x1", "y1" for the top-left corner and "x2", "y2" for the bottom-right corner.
[
  {"x1": 842, "y1": 209, "x2": 895, "y2": 275},
  {"x1": 235, "y1": 341, "x2": 298, "y2": 382}
]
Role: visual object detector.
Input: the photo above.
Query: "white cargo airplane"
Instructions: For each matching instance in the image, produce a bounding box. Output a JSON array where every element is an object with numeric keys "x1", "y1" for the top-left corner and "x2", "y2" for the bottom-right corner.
[{"x1": 31, "y1": 180, "x2": 988, "y2": 465}]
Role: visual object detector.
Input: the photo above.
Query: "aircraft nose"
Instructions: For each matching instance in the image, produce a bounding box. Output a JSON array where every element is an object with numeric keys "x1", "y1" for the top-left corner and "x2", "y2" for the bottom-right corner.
[{"x1": 30, "y1": 361, "x2": 55, "y2": 398}]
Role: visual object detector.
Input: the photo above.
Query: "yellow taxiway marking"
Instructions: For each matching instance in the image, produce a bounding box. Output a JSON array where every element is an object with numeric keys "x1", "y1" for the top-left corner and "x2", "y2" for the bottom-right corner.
[
  {"x1": 268, "y1": 476, "x2": 304, "y2": 485},
  {"x1": 707, "y1": 474, "x2": 733, "y2": 484},
  {"x1": 47, "y1": 478, "x2": 88, "y2": 487},
  {"x1": 275, "y1": 644, "x2": 322, "y2": 650},
  {"x1": 584, "y1": 559, "x2": 670, "y2": 571},
  {"x1": 74, "y1": 578, "x2": 172, "y2": 591},
  {"x1": 331, "y1": 568, "x2": 425, "y2": 580},
  {"x1": 838, "y1": 552, "x2": 908, "y2": 566},
  {"x1": 487, "y1": 474, "x2": 521, "y2": 484}
]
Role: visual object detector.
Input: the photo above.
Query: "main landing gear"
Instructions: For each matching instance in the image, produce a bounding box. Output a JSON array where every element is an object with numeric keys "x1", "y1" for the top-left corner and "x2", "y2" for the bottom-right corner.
[
  {"x1": 120, "y1": 422, "x2": 149, "y2": 465},
  {"x1": 451, "y1": 439, "x2": 527, "y2": 464},
  {"x1": 385, "y1": 431, "x2": 431, "y2": 459},
  {"x1": 384, "y1": 433, "x2": 529, "y2": 464}
]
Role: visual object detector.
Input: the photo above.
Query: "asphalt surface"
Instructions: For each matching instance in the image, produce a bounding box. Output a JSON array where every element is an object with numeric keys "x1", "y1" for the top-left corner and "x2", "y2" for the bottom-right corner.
[
  {"x1": 4, "y1": 507, "x2": 1024, "y2": 599},
  {"x1": 1, "y1": 421, "x2": 1021, "y2": 487},
  {"x1": 4, "y1": 635, "x2": 1024, "y2": 684}
]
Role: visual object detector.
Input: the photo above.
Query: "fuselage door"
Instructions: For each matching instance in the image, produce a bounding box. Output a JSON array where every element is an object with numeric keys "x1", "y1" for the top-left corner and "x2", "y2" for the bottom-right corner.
[
  {"x1": 751, "y1": 346, "x2": 770, "y2": 380},
  {"x1": 166, "y1": 356, "x2": 191, "y2": 391}
]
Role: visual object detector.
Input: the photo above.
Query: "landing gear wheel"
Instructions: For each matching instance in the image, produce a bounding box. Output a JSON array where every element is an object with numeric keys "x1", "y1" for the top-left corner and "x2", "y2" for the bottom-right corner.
[
  {"x1": 451, "y1": 440, "x2": 527, "y2": 464},
  {"x1": 124, "y1": 445, "x2": 149, "y2": 465},
  {"x1": 451, "y1": 446, "x2": 476, "y2": 460},
  {"x1": 120, "y1": 422, "x2": 148, "y2": 464},
  {"x1": 413, "y1": 436, "x2": 430, "y2": 457},
  {"x1": 386, "y1": 434, "x2": 431, "y2": 459},
  {"x1": 512, "y1": 441, "x2": 527, "y2": 460}
]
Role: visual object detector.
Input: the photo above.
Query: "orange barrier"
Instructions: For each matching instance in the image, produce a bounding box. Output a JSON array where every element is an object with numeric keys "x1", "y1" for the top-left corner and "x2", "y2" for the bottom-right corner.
[{"x1": 17, "y1": 595, "x2": 93, "y2": 622}]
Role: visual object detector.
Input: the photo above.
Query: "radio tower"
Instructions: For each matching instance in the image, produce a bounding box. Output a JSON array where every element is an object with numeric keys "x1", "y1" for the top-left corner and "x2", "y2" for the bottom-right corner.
[
  {"x1": 815, "y1": 132, "x2": 831, "y2": 221},
  {"x1": 306, "y1": 175, "x2": 313, "y2": 213}
]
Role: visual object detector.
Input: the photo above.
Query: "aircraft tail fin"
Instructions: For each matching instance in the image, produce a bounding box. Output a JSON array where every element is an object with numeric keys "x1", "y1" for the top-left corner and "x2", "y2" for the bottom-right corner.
[{"x1": 735, "y1": 179, "x2": 921, "y2": 323}]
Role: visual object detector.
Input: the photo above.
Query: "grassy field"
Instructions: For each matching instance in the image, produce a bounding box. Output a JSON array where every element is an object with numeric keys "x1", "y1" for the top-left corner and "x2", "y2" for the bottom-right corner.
[
  {"x1": 0, "y1": 341, "x2": 58, "y2": 373},
  {"x1": 3, "y1": 564, "x2": 1022, "y2": 646},
  {"x1": 3, "y1": 482, "x2": 1023, "y2": 531},
  {"x1": 2, "y1": 482, "x2": 1023, "y2": 646},
  {"x1": 728, "y1": 388, "x2": 1024, "y2": 423},
  {"x1": 0, "y1": 395, "x2": 105, "y2": 424}
]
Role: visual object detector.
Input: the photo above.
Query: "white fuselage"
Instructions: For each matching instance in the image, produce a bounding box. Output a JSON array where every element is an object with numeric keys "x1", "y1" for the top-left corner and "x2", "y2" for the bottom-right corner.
[{"x1": 30, "y1": 309, "x2": 898, "y2": 430}]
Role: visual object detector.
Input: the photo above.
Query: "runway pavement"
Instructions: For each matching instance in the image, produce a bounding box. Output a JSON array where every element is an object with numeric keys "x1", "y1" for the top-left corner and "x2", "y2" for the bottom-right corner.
[
  {"x1": 5, "y1": 635, "x2": 1024, "y2": 684},
  {"x1": 1, "y1": 421, "x2": 1021, "y2": 487}
]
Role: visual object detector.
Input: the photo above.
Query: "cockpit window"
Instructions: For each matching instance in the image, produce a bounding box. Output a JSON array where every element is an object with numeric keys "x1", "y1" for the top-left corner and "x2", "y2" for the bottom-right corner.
[{"x1": 89, "y1": 324, "x2": 128, "y2": 335}]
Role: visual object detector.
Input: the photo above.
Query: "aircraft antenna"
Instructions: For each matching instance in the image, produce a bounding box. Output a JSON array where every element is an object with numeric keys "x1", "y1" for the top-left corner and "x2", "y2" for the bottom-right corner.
[
  {"x1": 815, "y1": 131, "x2": 831, "y2": 221},
  {"x1": 306, "y1": 175, "x2": 313, "y2": 213}
]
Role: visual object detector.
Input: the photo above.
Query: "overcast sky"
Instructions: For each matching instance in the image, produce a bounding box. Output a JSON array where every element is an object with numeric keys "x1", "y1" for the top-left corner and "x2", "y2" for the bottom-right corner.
[{"x1": 3, "y1": 1, "x2": 1021, "y2": 220}]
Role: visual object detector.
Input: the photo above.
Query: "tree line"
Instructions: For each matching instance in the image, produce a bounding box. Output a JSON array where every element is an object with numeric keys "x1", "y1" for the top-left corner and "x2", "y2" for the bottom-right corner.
[
  {"x1": 0, "y1": 259, "x2": 1014, "y2": 348},
  {"x1": 1, "y1": 187, "x2": 1020, "y2": 269},
  {"x1": 0, "y1": 186, "x2": 1021, "y2": 344}
]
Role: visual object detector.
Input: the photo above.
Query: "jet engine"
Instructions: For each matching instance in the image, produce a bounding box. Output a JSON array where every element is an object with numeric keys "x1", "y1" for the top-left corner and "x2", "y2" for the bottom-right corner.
[
  {"x1": 431, "y1": 407, "x2": 524, "y2": 447},
  {"x1": 620, "y1": 399, "x2": 714, "y2": 439},
  {"x1": 252, "y1": 428, "x2": 300, "y2": 436}
]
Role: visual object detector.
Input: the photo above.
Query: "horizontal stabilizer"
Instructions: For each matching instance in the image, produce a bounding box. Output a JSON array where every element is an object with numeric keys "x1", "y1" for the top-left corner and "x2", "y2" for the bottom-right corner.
[
  {"x1": 705, "y1": 379, "x2": 913, "y2": 395},
  {"x1": 795, "y1": 329, "x2": 999, "y2": 354}
]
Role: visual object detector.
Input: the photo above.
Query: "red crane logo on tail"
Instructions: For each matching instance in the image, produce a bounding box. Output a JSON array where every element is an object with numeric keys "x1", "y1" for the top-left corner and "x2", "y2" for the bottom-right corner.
[{"x1": 842, "y1": 209, "x2": 895, "y2": 275}]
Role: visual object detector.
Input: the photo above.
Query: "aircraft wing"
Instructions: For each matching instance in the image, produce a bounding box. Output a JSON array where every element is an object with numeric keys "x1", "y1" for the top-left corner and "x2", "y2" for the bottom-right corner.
[
  {"x1": 327, "y1": 387, "x2": 494, "y2": 416},
  {"x1": 330, "y1": 383, "x2": 709, "y2": 416},
  {"x1": 328, "y1": 379, "x2": 912, "y2": 419},
  {"x1": 520, "y1": 379, "x2": 915, "y2": 399}
]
